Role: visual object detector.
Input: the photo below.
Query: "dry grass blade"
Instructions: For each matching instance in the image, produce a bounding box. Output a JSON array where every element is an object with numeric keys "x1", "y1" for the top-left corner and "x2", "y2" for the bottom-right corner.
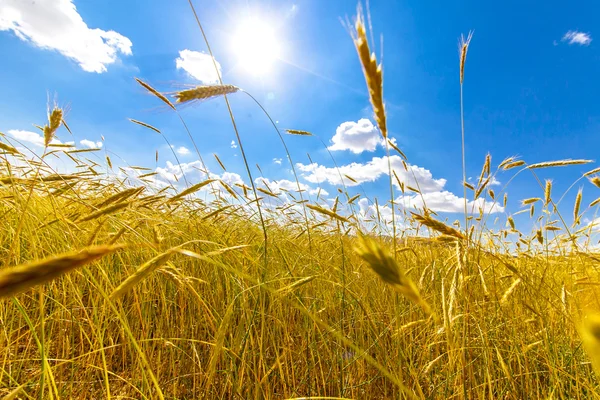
[
  {"x1": 411, "y1": 212, "x2": 465, "y2": 240},
  {"x1": 110, "y1": 250, "x2": 174, "y2": 300},
  {"x1": 174, "y1": 85, "x2": 239, "y2": 104},
  {"x1": 203, "y1": 205, "x2": 234, "y2": 220},
  {"x1": 97, "y1": 187, "x2": 143, "y2": 208},
  {"x1": 214, "y1": 154, "x2": 226, "y2": 171},
  {"x1": 67, "y1": 148, "x2": 101, "y2": 154},
  {"x1": 286, "y1": 129, "x2": 313, "y2": 136},
  {"x1": 39, "y1": 174, "x2": 78, "y2": 182},
  {"x1": 474, "y1": 176, "x2": 491, "y2": 199},
  {"x1": 355, "y1": 235, "x2": 433, "y2": 316},
  {"x1": 257, "y1": 187, "x2": 279, "y2": 198},
  {"x1": 138, "y1": 172, "x2": 157, "y2": 179},
  {"x1": 78, "y1": 202, "x2": 131, "y2": 223},
  {"x1": 0, "y1": 245, "x2": 124, "y2": 298},
  {"x1": 352, "y1": 9, "x2": 387, "y2": 138},
  {"x1": 1, "y1": 383, "x2": 27, "y2": 400},
  {"x1": 348, "y1": 194, "x2": 361, "y2": 204},
  {"x1": 584, "y1": 167, "x2": 600, "y2": 177},
  {"x1": 527, "y1": 159, "x2": 593, "y2": 169},
  {"x1": 219, "y1": 180, "x2": 238, "y2": 199},
  {"x1": 169, "y1": 179, "x2": 216, "y2": 202},
  {"x1": 0, "y1": 142, "x2": 20, "y2": 154},
  {"x1": 135, "y1": 77, "x2": 176, "y2": 111},
  {"x1": 500, "y1": 278, "x2": 522, "y2": 304},
  {"x1": 130, "y1": 119, "x2": 161, "y2": 134},
  {"x1": 344, "y1": 174, "x2": 358, "y2": 183},
  {"x1": 306, "y1": 204, "x2": 351, "y2": 223},
  {"x1": 276, "y1": 276, "x2": 317, "y2": 294},
  {"x1": 387, "y1": 138, "x2": 407, "y2": 160},
  {"x1": 574, "y1": 189, "x2": 583, "y2": 225}
]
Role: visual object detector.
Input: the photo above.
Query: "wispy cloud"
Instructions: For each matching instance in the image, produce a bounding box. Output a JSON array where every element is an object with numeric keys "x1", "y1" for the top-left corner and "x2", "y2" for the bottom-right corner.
[
  {"x1": 0, "y1": 0, "x2": 132, "y2": 72},
  {"x1": 175, "y1": 50, "x2": 221, "y2": 83},
  {"x1": 562, "y1": 30, "x2": 592, "y2": 46},
  {"x1": 273, "y1": 158, "x2": 282, "y2": 165},
  {"x1": 255, "y1": 177, "x2": 325, "y2": 197},
  {"x1": 80, "y1": 139, "x2": 102, "y2": 149},
  {"x1": 176, "y1": 146, "x2": 190, "y2": 156},
  {"x1": 8, "y1": 129, "x2": 64, "y2": 147}
]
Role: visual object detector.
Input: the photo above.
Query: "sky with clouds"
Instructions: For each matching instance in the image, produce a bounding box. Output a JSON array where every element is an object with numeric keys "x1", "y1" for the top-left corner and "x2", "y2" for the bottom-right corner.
[{"x1": 0, "y1": 0, "x2": 599, "y2": 231}]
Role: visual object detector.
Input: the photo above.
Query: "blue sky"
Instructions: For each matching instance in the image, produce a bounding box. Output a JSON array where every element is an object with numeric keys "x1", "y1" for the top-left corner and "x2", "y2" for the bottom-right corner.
[{"x1": 1, "y1": 0, "x2": 599, "y2": 232}]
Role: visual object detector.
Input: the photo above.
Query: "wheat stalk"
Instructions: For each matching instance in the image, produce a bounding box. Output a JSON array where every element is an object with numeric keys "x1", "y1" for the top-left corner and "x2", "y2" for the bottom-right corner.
[{"x1": 0, "y1": 245, "x2": 123, "y2": 298}]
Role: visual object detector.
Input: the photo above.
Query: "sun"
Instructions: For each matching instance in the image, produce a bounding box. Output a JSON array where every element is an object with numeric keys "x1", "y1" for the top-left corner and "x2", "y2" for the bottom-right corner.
[{"x1": 232, "y1": 18, "x2": 280, "y2": 75}]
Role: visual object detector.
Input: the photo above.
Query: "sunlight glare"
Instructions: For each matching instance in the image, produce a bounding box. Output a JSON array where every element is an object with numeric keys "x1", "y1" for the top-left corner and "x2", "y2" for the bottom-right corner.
[{"x1": 232, "y1": 18, "x2": 280, "y2": 75}]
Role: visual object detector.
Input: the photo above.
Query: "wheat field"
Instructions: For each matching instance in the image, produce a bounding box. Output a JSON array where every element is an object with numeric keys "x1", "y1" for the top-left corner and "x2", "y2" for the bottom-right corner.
[{"x1": 2, "y1": 5, "x2": 600, "y2": 400}]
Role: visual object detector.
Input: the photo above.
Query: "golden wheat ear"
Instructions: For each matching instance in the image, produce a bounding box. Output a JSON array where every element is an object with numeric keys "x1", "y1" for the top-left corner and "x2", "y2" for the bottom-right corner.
[
  {"x1": 174, "y1": 85, "x2": 239, "y2": 104},
  {"x1": 580, "y1": 313, "x2": 600, "y2": 378},
  {"x1": 352, "y1": 8, "x2": 387, "y2": 139},
  {"x1": 0, "y1": 245, "x2": 124, "y2": 298},
  {"x1": 355, "y1": 235, "x2": 434, "y2": 318},
  {"x1": 43, "y1": 107, "x2": 63, "y2": 147}
]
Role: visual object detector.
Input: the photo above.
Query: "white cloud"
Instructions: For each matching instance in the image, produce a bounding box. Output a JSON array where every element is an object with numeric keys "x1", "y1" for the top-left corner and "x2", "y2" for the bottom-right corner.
[
  {"x1": 273, "y1": 158, "x2": 282, "y2": 165},
  {"x1": 220, "y1": 171, "x2": 244, "y2": 186},
  {"x1": 328, "y1": 119, "x2": 385, "y2": 154},
  {"x1": 297, "y1": 155, "x2": 446, "y2": 193},
  {"x1": 297, "y1": 155, "x2": 503, "y2": 214},
  {"x1": 255, "y1": 177, "x2": 326, "y2": 197},
  {"x1": 230, "y1": 140, "x2": 237, "y2": 149},
  {"x1": 0, "y1": 0, "x2": 132, "y2": 73},
  {"x1": 562, "y1": 30, "x2": 592, "y2": 46},
  {"x1": 356, "y1": 198, "x2": 405, "y2": 230},
  {"x1": 176, "y1": 146, "x2": 190, "y2": 155},
  {"x1": 80, "y1": 139, "x2": 102, "y2": 149},
  {"x1": 156, "y1": 160, "x2": 206, "y2": 183},
  {"x1": 8, "y1": 129, "x2": 63, "y2": 147},
  {"x1": 175, "y1": 49, "x2": 221, "y2": 83},
  {"x1": 398, "y1": 191, "x2": 503, "y2": 214}
]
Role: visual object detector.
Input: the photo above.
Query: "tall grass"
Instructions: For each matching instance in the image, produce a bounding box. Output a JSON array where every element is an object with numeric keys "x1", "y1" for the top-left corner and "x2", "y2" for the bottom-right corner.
[{"x1": 1, "y1": 4, "x2": 600, "y2": 400}]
